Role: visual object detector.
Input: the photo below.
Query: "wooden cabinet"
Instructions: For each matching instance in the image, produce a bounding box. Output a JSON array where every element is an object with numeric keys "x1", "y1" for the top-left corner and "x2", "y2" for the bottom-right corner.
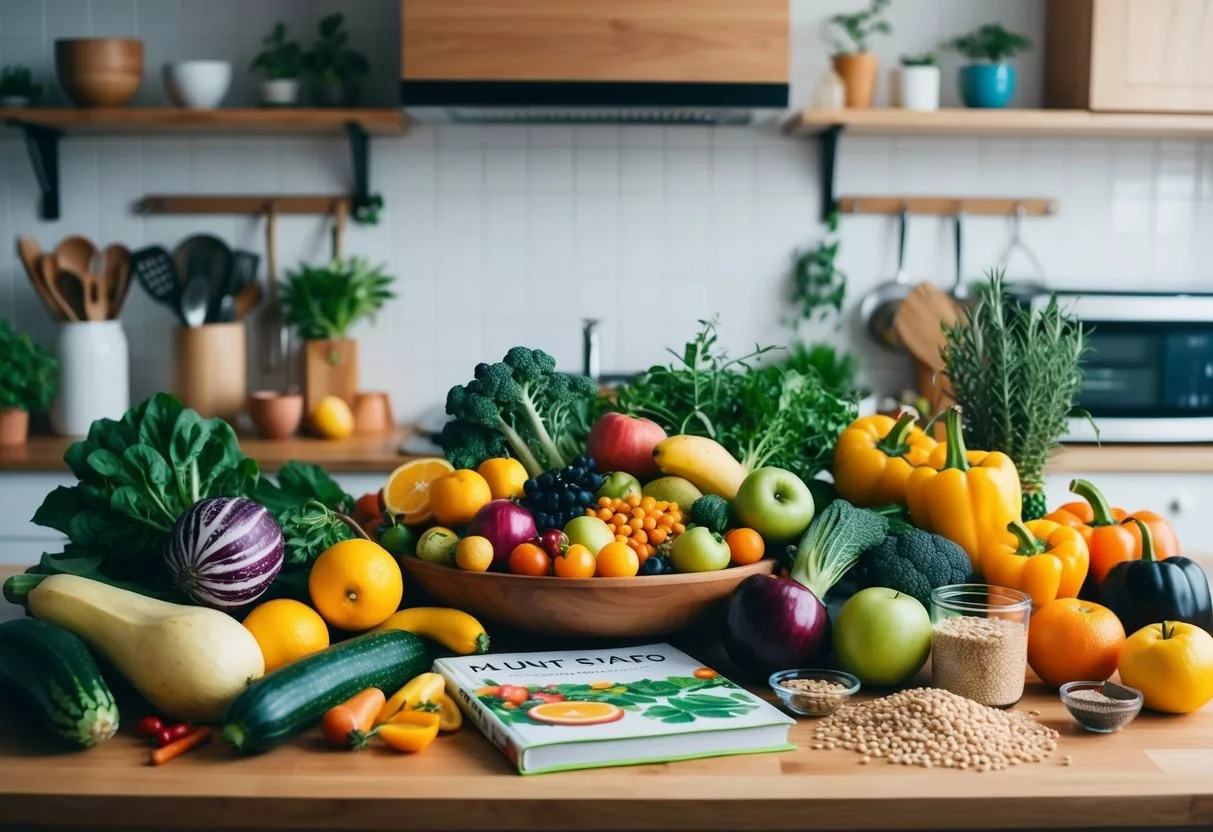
[{"x1": 1046, "y1": 0, "x2": 1213, "y2": 112}]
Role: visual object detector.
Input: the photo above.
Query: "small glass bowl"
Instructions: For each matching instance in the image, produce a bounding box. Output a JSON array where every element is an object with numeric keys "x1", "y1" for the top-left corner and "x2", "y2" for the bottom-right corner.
[
  {"x1": 769, "y1": 669, "x2": 860, "y2": 717},
  {"x1": 1059, "y1": 681, "x2": 1143, "y2": 733}
]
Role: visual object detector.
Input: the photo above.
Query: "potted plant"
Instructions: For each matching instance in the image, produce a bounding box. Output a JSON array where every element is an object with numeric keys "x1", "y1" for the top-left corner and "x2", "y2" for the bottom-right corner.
[
  {"x1": 279, "y1": 256, "x2": 395, "y2": 415},
  {"x1": 250, "y1": 22, "x2": 303, "y2": 106},
  {"x1": 0, "y1": 65, "x2": 42, "y2": 107},
  {"x1": 304, "y1": 13, "x2": 370, "y2": 107},
  {"x1": 826, "y1": 0, "x2": 892, "y2": 109},
  {"x1": 945, "y1": 23, "x2": 1032, "y2": 108},
  {"x1": 0, "y1": 322, "x2": 58, "y2": 446},
  {"x1": 898, "y1": 53, "x2": 940, "y2": 111}
]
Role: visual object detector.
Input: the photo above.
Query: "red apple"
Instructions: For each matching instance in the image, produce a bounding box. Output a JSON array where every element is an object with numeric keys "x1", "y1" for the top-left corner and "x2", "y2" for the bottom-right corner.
[{"x1": 585, "y1": 413, "x2": 667, "y2": 480}]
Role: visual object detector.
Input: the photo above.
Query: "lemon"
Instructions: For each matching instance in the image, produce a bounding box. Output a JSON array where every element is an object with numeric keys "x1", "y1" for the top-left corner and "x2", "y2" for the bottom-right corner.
[
  {"x1": 311, "y1": 395, "x2": 355, "y2": 439},
  {"x1": 455, "y1": 535, "x2": 495, "y2": 572},
  {"x1": 477, "y1": 457, "x2": 529, "y2": 500}
]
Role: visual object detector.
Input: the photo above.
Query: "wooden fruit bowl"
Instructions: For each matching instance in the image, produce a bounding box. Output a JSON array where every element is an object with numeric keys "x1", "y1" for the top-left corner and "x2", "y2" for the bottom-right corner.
[{"x1": 398, "y1": 557, "x2": 775, "y2": 638}]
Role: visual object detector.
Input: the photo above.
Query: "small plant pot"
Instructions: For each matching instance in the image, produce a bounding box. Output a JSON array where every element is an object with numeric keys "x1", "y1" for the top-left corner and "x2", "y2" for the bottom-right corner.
[
  {"x1": 0, "y1": 408, "x2": 30, "y2": 446},
  {"x1": 260, "y1": 78, "x2": 299, "y2": 106},
  {"x1": 832, "y1": 53, "x2": 879, "y2": 108},
  {"x1": 303, "y1": 338, "x2": 358, "y2": 415},
  {"x1": 248, "y1": 391, "x2": 304, "y2": 440},
  {"x1": 313, "y1": 81, "x2": 358, "y2": 107},
  {"x1": 959, "y1": 63, "x2": 1016, "y2": 108},
  {"x1": 0, "y1": 95, "x2": 31, "y2": 107},
  {"x1": 897, "y1": 65, "x2": 940, "y2": 111},
  {"x1": 352, "y1": 391, "x2": 394, "y2": 435}
]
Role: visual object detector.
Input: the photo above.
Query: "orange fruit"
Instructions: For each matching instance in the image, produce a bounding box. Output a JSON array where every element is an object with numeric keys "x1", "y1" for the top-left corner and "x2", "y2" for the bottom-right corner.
[
  {"x1": 428, "y1": 469, "x2": 493, "y2": 527},
  {"x1": 383, "y1": 457, "x2": 454, "y2": 525},
  {"x1": 455, "y1": 536, "x2": 495, "y2": 572},
  {"x1": 308, "y1": 539, "x2": 404, "y2": 631},
  {"x1": 724, "y1": 528, "x2": 765, "y2": 566},
  {"x1": 311, "y1": 395, "x2": 355, "y2": 439},
  {"x1": 242, "y1": 599, "x2": 330, "y2": 673},
  {"x1": 596, "y1": 542, "x2": 639, "y2": 578},
  {"x1": 476, "y1": 457, "x2": 529, "y2": 501},
  {"x1": 527, "y1": 701, "x2": 624, "y2": 725},
  {"x1": 1027, "y1": 598, "x2": 1126, "y2": 688}
]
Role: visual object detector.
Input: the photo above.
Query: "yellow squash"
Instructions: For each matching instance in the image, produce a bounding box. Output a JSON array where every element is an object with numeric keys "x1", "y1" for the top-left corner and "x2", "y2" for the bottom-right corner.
[
  {"x1": 981, "y1": 519, "x2": 1089, "y2": 606},
  {"x1": 374, "y1": 607, "x2": 489, "y2": 655},
  {"x1": 832, "y1": 411, "x2": 937, "y2": 507}
]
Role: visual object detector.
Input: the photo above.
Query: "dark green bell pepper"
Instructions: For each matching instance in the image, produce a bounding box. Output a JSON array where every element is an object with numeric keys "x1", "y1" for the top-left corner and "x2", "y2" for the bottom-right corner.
[{"x1": 1101, "y1": 518, "x2": 1213, "y2": 637}]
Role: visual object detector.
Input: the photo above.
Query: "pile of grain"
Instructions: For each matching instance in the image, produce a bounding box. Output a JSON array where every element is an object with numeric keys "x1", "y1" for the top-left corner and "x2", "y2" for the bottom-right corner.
[
  {"x1": 931, "y1": 615, "x2": 1027, "y2": 707},
  {"x1": 811, "y1": 687, "x2": 1058, "y2": 772}
]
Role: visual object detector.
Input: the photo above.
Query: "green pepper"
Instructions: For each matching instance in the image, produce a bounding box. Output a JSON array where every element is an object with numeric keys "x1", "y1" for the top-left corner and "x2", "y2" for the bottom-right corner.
[{"x1": 1101, "y1": 519, "x2": 1213, "y2": 637}]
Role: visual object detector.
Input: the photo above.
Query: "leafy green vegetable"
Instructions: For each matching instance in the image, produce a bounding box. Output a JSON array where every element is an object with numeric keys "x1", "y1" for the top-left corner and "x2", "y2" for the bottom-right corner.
[
  {"x1": 778, "y1": 342, "x2": 858, "y2": 398},
  {"x1": 279, "y1": 256, "x2": 395, "y2": 340},
  {"x1": 789, "y1": 499, "x2": 889, "y2": 599},
  {"x1": 851, "y1": 528, "x2": 974, "y2": 609}
]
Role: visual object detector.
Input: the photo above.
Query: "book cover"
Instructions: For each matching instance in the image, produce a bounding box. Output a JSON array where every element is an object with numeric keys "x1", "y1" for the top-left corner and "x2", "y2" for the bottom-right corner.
[{"x1": 434, "y1": 643, "x2": 795, "y2": 775}]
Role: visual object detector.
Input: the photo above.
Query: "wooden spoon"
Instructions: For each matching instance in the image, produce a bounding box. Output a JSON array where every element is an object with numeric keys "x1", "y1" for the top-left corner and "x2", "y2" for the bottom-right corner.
[
  {"x1": 16, "y1": 237, "x2": 63, "y2": 321},
  {"x1": 40, "y1": 254, "x2": 81, "y2": 322},
  {"x1": 896, "y1": 283, "x2": 961, "y2": 414},
  {"x1": 54, "y1": 235, "x2": 97, "y2": 278},
  {"x1": 104, "y1": 244, "x2": 133, "y2": 319}
]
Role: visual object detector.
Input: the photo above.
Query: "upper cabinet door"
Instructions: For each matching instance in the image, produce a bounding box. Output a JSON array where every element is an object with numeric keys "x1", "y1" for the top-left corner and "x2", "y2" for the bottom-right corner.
[{"x1": 1089, "y1": 0, "x2": 1213, "y2": 111}]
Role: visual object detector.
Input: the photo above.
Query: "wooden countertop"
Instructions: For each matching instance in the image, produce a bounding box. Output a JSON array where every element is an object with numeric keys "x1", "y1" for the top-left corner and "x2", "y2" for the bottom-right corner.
[{"x1": 2, "y1": 573, "x2": 1212, "y2": 830}]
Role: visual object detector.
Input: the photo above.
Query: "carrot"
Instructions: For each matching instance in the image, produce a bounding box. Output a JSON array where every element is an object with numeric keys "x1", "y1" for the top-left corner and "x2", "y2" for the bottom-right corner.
[
  {"x1": 149, "y1": 726, "x2": 212, "y2": 766},
  {"x1": 322, "y1": 687, "x2": 386, "y2": 749}
]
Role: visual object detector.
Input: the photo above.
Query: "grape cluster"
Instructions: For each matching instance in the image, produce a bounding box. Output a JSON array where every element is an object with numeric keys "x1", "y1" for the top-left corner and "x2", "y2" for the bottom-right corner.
[{"x1": 522, "y1": 456, "x2": 604, "y2": 531}]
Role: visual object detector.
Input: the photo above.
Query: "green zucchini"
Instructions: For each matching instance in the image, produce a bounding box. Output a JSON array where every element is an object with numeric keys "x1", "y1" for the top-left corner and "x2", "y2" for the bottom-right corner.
[
  {"x1": 221, "y1": 629, "x2": 430, "y2": 753},
  {"x1": 0, "y1": 618, "x2": 119, "y2": 747}
]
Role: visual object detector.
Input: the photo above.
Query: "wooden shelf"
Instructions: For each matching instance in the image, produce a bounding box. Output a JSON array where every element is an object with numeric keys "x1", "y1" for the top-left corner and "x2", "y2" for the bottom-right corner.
[
  {"x1": 0, "y1": 107, "x2": 406, "y2": 135},
  {"x1": 786, "y1": 107, "x2": 1213, "y2": 139}
]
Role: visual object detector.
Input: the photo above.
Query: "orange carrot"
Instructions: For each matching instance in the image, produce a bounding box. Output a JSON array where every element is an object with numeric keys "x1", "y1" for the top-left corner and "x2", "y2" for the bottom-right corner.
[{"x1": 149, "y1": 726, "x2": 212, "y2": 765}]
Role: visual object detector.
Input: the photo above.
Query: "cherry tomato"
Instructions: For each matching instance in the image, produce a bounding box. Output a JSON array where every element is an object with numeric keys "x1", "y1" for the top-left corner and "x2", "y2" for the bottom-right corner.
[
  {"x1": 136, "y1": 716, "x2": 164, "y2": 738},
  {"x1": 497, "y1": 685, "x2": 530, "y2": 705},
  {"x1": 553, "y1": 543, "x2": 596, "y2": 578},
  {"x1": 531, "y1": 691, "x2": 566, "y2": 703},
  {"x1": 156, "y1": 723, "x2": 193, "y2": 747},
  {"x1": 508, "y1": 542, "x2": 551, "y2": 576},
  {"x1": 154, "y1": 729, "x2": 173, "y2": 747}
]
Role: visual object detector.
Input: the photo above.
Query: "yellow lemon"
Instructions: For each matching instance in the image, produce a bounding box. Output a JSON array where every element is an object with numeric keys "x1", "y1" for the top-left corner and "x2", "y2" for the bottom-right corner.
[
  {"x1": 455, "y1": 535, "x2": 495, "y2": 572},
  {"x1": 311, "y1": 395, "x2": 355, "y2": 439},
  {"x1": 428, "y1": 469, "x2": 493, "y2": 526},
  {"x1": 242, "y1": 599, "x2": 330, "y2": 673},
  {"x1": 477, "y1": 457, "x2": 529, "y2": 500}
]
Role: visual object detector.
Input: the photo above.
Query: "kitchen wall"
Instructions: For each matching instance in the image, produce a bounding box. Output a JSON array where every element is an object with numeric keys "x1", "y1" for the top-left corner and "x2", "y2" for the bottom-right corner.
[{"x1": 2, "y1": 0, "x2": 1212, "y2": 421}]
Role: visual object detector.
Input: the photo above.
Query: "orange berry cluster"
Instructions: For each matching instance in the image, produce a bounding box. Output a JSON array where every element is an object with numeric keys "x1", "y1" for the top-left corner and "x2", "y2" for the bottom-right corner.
[{"x1": 586, "y1": 494, "x2": 685, "y2": 562}]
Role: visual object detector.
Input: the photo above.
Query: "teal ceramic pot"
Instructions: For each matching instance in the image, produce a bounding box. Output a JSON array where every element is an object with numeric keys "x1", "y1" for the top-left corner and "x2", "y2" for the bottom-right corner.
[{"x1": 959, "y1": 63, "x2": 1016, "y2": 108}]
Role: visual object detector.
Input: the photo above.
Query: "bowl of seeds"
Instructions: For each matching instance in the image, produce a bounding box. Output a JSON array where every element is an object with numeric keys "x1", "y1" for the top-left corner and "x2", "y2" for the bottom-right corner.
[
  {"x1": 1059, "y1": 680, "x2": 1143, "y2": 733},
  {"x1": 769, "y1": 669, "x2": 860, "y2": 717}
]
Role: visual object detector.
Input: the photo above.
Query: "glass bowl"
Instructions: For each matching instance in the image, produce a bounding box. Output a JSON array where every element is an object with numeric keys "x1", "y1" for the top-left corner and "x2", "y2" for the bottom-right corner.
[
  {"x1": 1059, "y1": 681, "x2": 1143, "y2": 733},
  {"x1": 769, "y1": 669, "x2": 860, "y2": 717}
]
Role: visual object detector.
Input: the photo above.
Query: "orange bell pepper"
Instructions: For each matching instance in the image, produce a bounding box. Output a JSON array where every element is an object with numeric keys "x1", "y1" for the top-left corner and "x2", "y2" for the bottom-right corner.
[
  {"x1": 833, "y1": 411, "x2": 937, "y2": 507},
  {"x1": 981, "y1": 519, "x2": 1089, "y2": 607},
  {"x1": 1046, "y1": 479, "x2": 1180, "y2": 583}
]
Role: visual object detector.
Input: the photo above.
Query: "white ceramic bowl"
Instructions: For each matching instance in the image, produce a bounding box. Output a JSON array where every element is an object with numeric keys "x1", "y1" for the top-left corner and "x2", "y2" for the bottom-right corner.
[{"x1": 163, "y1": 60, "x2": 231, "y2": 109}]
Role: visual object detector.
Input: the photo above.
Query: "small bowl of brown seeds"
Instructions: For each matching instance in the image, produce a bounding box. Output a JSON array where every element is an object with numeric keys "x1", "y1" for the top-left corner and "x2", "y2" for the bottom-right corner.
[
  {"x1": 769, "y1": 669, "x2": 860, "y2": 717},
  {"x1": 1059, "y1": 681, "x2": 1143, "y2": 733}
]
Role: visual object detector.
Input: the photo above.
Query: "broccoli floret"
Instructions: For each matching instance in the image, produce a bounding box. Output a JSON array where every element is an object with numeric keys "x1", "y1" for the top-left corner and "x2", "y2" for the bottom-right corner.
[
  {"x1": 436, "y1": 419, "x2": 508, "y2": 472},
  {"x1": 853, "y1": 528, "x2": 974, "y2": 609},
  {"x1": 690, "y1": 495, "x2": 731, "y2": 535}
]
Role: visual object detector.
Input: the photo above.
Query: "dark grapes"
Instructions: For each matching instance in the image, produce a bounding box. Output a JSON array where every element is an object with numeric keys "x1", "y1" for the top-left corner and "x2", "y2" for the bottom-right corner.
[
  {"x1": 520, "y1": 459, "x2": 601, "y2": 531},
  {"x1": 640, "y1": 555, "x2": 667, "y2": 576}
]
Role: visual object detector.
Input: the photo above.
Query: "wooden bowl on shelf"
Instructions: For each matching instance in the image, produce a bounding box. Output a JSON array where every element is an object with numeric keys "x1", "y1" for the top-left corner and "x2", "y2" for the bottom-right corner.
[
  {"x1": 397, "y1": 557, "x2": 774, "y2": 638},
  {"x1": 55, "y1": 38, "x2": 144, "y2": 107}
]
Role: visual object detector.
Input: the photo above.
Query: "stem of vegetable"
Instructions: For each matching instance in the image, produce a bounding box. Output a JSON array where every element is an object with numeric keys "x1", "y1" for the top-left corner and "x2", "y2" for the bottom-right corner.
[
  {"x1": 941, "y1": 408, "x2": 970, "y2": 472},
  {"x1": 336, "y1": 511, "x2": 372, "y2": 542},
  {"x1": 1007, "y1": 521, "x2": 1046, "y2": 556},
  {"x1": 497, "y1": 418, "x2": 543, "y2": 477},
  {"x1": 875, "y1": 411, "x2": 918, "y2": 456},
  {"x1": 1069, "y1": 479, "x2": 1116, "y2": 527},
  {"x1": 518, "y1": 387, "x2": 566, "y2": 470},
  {"x1": 1124, "y1": 517, "x2": 1156, "y2": 562},
  {"x1": 1162, "y1": 620, "x2": 1173, "y2": 640}
]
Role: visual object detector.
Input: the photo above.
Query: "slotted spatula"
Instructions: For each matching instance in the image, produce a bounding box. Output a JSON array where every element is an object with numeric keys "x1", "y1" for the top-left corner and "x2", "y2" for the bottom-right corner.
[{"x1": 131, "y1": 245, "x2": 181, "y2": 315}]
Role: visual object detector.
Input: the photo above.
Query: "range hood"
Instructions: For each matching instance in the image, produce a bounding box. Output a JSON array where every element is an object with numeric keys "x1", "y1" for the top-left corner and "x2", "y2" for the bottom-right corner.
[{"x1": 400, "y1": 0, "x2": 789, "y2": 124}]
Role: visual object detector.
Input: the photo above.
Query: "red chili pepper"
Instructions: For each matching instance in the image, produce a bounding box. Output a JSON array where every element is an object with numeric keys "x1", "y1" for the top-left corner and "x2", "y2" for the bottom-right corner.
[{"x1": 136, "y1": 716, "x2": 164, "y2": 738}]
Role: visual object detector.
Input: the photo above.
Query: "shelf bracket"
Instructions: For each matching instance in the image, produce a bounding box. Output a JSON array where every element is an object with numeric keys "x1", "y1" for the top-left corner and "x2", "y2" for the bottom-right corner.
[
  {"x1": 344, "y1": 121, "x2": 382, "y2": 226},
  {"x1": 818, "y1": 124, "x2": 844, "y2": 224},
  {"x1": 8, "y1": 119, "x2": 65, "y2": 221}
]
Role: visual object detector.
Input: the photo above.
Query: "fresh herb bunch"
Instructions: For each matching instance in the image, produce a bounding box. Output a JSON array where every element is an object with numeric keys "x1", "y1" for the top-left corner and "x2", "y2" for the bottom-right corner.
[
  {"x1": 0, "y1": 322, "x2": 57, "y2": 412},
  {"x1": 609, "y1": 320, "x2": 857, "y2": 483},
  {"x1": 279, "y1": 256, "x2": 395, "y2": 340},
  {"x1": 304, "y1": 13, "x2": 370, "y2": 84},
  {"x1": 943, "y1": 272, "x2": 1089, "y2": 519},
  {"x1": 790, "y1": 211, "x2": 845, "y2": 325},
  {"x1": 779, "y1": 342, "x2": 858, "y2": 398},
  {"x1": 828, "y1": 0, "x2": 892, "y2": 54},
  {"x1": 249, "y1": 22, "x2": 303, "y2": 79},
  {"x1": 945, "y1": 23, "x2": 1032, "y2": 62},
  {"x1": 0, "y1": 64, "x2": 42, "y2": 100},
  {"x1": 900, "y1": 52, "x2": 938, "y2": 67}
]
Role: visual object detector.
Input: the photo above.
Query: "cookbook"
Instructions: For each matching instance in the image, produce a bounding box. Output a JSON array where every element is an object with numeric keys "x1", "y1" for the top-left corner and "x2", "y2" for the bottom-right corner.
[{"x1": 433, "y1": 643, "x2": 795, "y2": 775}]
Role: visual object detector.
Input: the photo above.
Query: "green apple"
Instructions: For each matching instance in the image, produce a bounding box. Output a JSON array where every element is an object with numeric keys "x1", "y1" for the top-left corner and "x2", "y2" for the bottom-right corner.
[
  {"x1": 595, "y1": 471, "x2": 642, "y2": 501},
  {"x1": 732, "y1": 467, "x2": 815, "y2": 545},
  {"x1": 563, "y1": 515, "x2": 615, "y2": 556},
  {"x1": 671, "y1": 526, "x2": 731, "y2": 573},
  {"x1": 641, "y1": 476, "x2": 703, "y2": 508},
  {"x1": 833, "y1": 587, "x2": 932, "y2": 687}
]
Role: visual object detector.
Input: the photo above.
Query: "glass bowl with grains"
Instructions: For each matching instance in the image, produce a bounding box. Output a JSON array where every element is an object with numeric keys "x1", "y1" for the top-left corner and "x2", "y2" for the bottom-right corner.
[
  {"x1": 769, "y1": 669, "x2": 860, "y2": 717},
  {"x1": 1059, "y1": 681, "x2": 1143, "y2": 733}
]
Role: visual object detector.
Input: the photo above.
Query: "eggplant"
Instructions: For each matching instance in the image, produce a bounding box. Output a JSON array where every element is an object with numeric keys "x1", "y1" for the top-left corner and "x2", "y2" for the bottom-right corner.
[
  {"x1": 723, "y1": 574, "x2": 830, "y2": 679},
  {"x1": 1101, "y1": 519, "x2": 1213, "y2": 637}
]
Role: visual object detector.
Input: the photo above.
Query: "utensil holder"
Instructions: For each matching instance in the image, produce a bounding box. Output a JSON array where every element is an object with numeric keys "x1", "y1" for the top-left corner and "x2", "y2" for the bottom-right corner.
[
  {"x1": 52, "y1": 320, "x2": 130, "y2": 436},
  {"x1": 303, "y1": 338, "x2": 358, "y2": 414},
  {"x1": 174, "y1": 323, "x2": 246, "y2": 421}
]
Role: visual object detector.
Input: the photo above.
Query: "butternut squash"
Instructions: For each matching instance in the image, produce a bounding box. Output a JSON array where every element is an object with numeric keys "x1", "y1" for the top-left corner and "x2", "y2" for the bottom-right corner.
[{"x1": 28, "y1": 575, "x2": 264, "y2": 722}]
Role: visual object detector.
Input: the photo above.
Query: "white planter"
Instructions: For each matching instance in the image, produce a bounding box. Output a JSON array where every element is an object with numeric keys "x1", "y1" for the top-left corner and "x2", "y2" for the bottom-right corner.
[
  {"x1": 163, "y1": 60, "x2": 232, "y2": 109},
  {"x1": 52, "y1": 321, "x2": 129, "y2": 437},
  {"x1": 260, "y1": 78, "x2": 299, "y2": 106},
  {"x1": 0, "y1": 95, "x2": 31, "y2": 107},
  {"x1": 897, "y1": 65, "x2": 941, "y2": 111}
]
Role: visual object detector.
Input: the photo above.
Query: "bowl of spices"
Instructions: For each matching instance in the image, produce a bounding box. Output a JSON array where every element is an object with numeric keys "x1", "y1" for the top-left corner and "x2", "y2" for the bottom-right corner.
[
  {"x1": 1059, "y1": 681, "x2": 1143, "y2": 733},
  {"x1": 770, "y1": 669, "x2": 860, "y2": 717},
  {"x1": 930, "y1": 584, "x2": 1031, "y2": 708}
]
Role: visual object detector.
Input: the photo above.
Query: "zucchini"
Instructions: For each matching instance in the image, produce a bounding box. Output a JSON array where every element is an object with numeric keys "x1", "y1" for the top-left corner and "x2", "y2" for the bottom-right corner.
[
  {"x1": 0, "y1": 619, "x2": 119, "y2": 747},
  {"x1": 221, "y1": 630, "x2": 430, "y2": 753}
]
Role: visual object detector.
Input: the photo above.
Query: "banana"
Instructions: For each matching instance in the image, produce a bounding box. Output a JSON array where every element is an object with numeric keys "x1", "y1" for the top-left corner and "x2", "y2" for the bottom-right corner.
[{"x1": 652, "y1": 435, "x2": 747, "y2": 499}]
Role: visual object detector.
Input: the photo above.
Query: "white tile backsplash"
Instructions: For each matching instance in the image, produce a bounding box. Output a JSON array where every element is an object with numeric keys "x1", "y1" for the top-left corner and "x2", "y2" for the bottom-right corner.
[{"x1": 2, "y1": 1, "x2": 1213, "y2": 420}]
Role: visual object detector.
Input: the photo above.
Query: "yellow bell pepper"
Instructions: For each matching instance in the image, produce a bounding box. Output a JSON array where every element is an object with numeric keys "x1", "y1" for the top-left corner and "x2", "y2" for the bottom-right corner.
[
  {"x1": 833, "y1": 411, "x2": 937, "y2": 507},
  {"x1": 905, "y1": 408, "x2": 1021, "y2": 571},
  {"x1": 981, "y1": 519, "x2": 1089, "y2": 606}
]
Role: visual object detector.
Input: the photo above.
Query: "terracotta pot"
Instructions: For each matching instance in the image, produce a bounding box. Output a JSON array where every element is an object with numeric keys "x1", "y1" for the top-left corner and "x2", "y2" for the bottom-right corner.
[
  {"x1": 303, "y1": 339, "x2": 358, "y2": 415},
  {"x1": 0, "y1": 408, "x2": 30, "y2": 446},
  {"x1": 353, "y1": 391, "x2": 394, "y2": 435},
  {"x1": 248, "y1": 391, "x2": 304, "y2": 440},
  {"x1": 832, "y1": 53, "x2": 879, "y2": 108},
  {"x1": 55, "y1": 38, "x2": 143, "y2": 107}
]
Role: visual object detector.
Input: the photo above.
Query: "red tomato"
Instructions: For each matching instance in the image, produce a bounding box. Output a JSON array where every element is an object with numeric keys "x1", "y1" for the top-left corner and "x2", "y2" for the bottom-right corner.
[
  {"x1": 531, "y1": 692, "x2": 566, "y2": 703},
  {"x1": 508, "y1": 543, "x2": 551, "y2": 577},
  {"x1": 553, "y1": 543, "x2": 596, "y2": 578},
  {"x1": 136, "y1": 716, "x2": 164, "y2": 738},
  {"x1": 497, "y1": 685, "x2": 530, "y2": 705}
]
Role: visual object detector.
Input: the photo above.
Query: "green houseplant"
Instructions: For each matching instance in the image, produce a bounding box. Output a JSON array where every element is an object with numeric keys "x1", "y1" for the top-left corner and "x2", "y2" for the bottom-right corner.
[
  {"x1": 0, "y1": 322, "x2": 58, "y2": 445},
  {"x1": 304, "y1": 13, "x2": 370, "y2": 107},
  {"x1": 944, "y1": 23, "x2": 1032, "y2": 108},
  {"x1": 898, "y1": 53, "x2": 940, "y2": 110},
  {"x1": 279, "y1": 257, "x2": 394, "y2": 413},
  {"x1": 0, "y1": 64, "x2": 42, "y2": 106},
  {"x1": 826, "y1": 0, "x2": 892, "y2": 108},
  {"x1": 250, "y1": 22, "x2": 304, "y2": 106}
]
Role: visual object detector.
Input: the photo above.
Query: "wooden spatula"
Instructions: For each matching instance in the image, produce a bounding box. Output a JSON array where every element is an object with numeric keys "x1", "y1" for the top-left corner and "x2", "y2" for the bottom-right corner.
[
  {"x1": 896, "y1": 284, "x2": 961, "y2": 414},
  {"x1": 16, "y1": 237, "x2": 63, "y2": 321},
  {"x1": 104, "y1": 244, "x2": 133, "y2": 319},
  {"x1": 40, "y1": 254, "x2": 81, "y2": 322}
]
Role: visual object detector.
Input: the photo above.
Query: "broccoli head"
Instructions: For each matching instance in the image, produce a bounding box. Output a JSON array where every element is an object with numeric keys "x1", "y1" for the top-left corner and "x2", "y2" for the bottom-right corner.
[{"x1": 853, "y1": 527, "x2": 973, "y2": 609}]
